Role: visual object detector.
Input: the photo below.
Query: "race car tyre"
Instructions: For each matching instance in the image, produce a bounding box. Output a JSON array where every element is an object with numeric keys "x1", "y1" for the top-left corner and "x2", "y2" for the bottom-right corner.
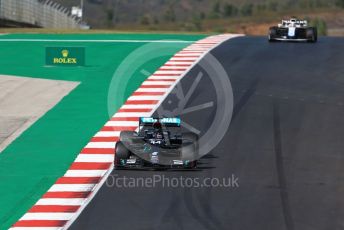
[
  {"x1": 120, "y1": 131, "x2": 141, "y2": 144},
  {"x1": 182, "y1": 132, "x2": 198, "y2": 168},
  {"x1": 114, "y1": 141, "x2": 131, "y2": 167},
  {"x1": 268, "y1": 27, "x2": 278, "y2": 42},
  {"x1": 182, "y1": 149, "x2": 197, "y2": 169},
  {"x1": 183, "y1": 132, "x2": 199, "y2": 152},
  {"x1": 306, "y1": 27, "x2": 317, "y2": 43},
  {"x1": 120, "y1": 131, "x2": 136, "y2": 141},
  {"x1": 187, "y1": 159, "x2": 197, "y2": 169}
]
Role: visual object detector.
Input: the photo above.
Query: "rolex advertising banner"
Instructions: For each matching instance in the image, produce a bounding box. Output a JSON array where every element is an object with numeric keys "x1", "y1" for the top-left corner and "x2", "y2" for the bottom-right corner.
[{"x1": 46, "y1": 47, "x2": 85, "y2": 66}]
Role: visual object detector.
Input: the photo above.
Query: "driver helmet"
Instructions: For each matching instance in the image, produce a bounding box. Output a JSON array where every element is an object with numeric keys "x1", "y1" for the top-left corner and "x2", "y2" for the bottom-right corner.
[
  {"x1": 153, "y1": 121, "x2": 162, "y2": 130},
  {"x1": 153, "y1": 121, "x2": 163, "y2": 139}
]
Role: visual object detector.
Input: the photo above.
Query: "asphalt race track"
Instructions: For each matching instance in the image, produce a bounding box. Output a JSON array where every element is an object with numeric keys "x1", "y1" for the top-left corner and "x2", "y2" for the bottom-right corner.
[{"x1": 70, "y1": 36, "x2": 344, "y2": 230}]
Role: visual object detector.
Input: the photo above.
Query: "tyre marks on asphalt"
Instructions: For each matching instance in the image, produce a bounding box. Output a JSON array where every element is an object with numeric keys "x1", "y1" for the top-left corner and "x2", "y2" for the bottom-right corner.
[
  {"x1": 272, "y1": 101, "x2": 295, "y2": 230},
  {"x1": 231, "y1": 76, "x2": 260, "y2": 122}
]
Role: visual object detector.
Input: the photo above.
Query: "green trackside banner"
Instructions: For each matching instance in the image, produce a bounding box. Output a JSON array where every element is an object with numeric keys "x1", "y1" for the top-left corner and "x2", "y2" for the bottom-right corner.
[{"x1": 46, "y1": 47, "x2": 85, "y2": 66}]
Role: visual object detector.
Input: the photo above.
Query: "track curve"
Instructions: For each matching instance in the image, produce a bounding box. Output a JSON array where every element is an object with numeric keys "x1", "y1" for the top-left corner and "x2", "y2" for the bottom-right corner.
[{"x1": 70, "y1": 36, "x2": 344, "y2": 230}]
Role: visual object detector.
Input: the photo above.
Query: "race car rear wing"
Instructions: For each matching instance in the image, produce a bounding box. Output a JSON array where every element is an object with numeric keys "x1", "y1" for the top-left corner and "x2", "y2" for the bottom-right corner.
[{"x1": 139, "y1": 117, "x2": 181, "y2": 127}]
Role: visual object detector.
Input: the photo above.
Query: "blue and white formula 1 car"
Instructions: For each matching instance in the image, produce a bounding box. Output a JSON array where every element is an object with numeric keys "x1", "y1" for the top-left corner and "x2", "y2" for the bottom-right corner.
[
  {"x1": 114, "y1": 117, "x2": 198, "y2": 169},
  {"x1": 268, "y1": 18, "x2": 317, "y2": 43}
]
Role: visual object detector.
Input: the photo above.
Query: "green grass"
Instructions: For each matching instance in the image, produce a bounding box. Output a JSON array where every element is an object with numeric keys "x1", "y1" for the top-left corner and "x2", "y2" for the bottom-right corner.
[{"x1": 0, "y1": 33, "x2": 206, "y2": 229}]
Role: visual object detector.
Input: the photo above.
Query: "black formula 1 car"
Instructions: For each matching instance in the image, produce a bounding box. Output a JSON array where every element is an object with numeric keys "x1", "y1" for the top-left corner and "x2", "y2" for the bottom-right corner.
[
  {"x1": 114, "y1": 117, "x2": 198, "y2": 169},
  {"x1": 268, "y1": 18, "x2": 317, "y2": 43}
]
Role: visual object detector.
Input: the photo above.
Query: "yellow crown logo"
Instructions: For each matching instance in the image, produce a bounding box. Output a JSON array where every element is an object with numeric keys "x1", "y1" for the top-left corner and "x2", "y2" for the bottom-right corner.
[{"x1": 61, "y1": 50, "x2": 69, "y2": 58}]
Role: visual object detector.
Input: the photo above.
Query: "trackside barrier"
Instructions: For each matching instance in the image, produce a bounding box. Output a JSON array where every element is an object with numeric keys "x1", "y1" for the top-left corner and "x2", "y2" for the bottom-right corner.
[{"x1": 0, "y1": 0, "x2": 82, "y2": 28}]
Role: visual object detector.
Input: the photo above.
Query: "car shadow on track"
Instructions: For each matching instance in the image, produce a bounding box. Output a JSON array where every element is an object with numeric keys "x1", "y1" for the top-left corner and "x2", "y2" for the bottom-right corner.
[{"x1": 112, "y1": 153, "x2": 218, "y2": 172}]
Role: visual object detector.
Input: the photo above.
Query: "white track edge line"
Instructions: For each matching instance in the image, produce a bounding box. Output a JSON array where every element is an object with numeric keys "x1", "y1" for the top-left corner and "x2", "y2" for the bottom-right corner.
[
  {"x1": 0, "y1": 39, "x2": 195, "y2": 43},
  {"x1": 148, "y1": 34, "x2": 243, "y2": 116},
  {"x1": 62, "y1": 164, "x2": 113, "y2": 229}
]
